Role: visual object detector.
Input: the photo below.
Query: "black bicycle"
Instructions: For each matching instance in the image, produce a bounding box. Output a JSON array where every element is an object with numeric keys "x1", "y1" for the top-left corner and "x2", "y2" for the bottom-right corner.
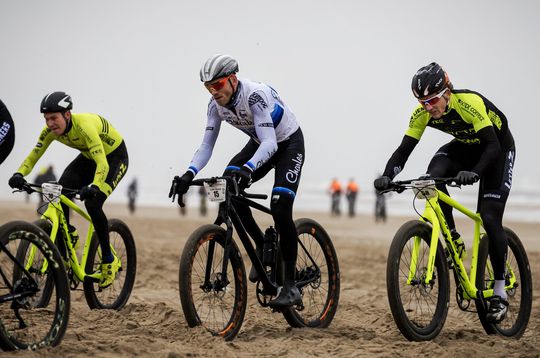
[
  {"x1": 0, "y1": 220, "x2": 70, "y2": 350},
  {"x1": 176, "y1": 176, "x2": 340, "y2": 340}
]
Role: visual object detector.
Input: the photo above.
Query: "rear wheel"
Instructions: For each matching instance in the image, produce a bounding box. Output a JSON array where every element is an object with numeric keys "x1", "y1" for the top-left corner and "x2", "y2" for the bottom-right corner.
[
  {"x1": 475, "y1": 227, "x2": 532, "y2": 338},
  {"x1": 83, "y1": 219, "x2": 137, "y2": 309},
  {"x1": 386, "y1": 220, "x2": 450, "y2": 341},
  {"x1": 179, "y1": 224, "x2": 247, "y2": 341},
  {"x1": 281, "y1": 218, "x2": 340, "y2": 328},
  {"x1": 0, "y1": 221, "x2": 70, "y2": 350}
]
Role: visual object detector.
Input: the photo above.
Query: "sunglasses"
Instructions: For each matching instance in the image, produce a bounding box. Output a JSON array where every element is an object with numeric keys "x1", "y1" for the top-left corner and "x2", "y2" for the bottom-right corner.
[
  {"x1": 419, "y1": 88, "x2": 447, "y2": 106},
  {"x1": 204, "y1": 75, "x2": 231, "y2": 91}
]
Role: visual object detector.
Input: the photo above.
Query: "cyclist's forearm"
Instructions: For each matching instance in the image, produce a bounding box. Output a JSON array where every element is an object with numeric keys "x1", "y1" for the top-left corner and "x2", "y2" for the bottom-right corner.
[{"x1": 382, "y1": 135, "x2": 418, "y2": 179}]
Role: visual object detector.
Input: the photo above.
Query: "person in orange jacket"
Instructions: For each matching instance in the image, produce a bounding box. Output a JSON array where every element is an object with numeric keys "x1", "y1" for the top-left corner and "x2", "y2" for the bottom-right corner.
[
  {"x1": 346, "y1": 178, "x2": 359, "y2": 217},
  {"x1": 329, "y1": 178, "x2": 342, "y2": 216}
]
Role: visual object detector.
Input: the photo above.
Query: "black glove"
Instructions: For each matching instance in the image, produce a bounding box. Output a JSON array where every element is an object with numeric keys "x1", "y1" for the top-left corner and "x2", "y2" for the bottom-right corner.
[
  {"x1": 169, "y1": 171, "x2": 194, "y2": 207},
  {"x1": 79, "y1": 184, "x2": 100, "y2": 201},
  {"x1": 455, "y1": 171, "x2": 479, "y2": 185},
  {"x1": 231, "y1": 166, "x2": 253, "y2": 190},
  {"x1": 8, "y1": 172, "x2": 26, "y2": 189},
  {"x1": 374, "y1": 176, "x2": 391, "y2": 191}
]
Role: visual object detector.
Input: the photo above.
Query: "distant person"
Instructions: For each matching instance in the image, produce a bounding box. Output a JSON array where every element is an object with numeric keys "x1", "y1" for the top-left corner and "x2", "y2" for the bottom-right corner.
[
  {"x1": 127, "y1": 178, "x2": 138, "y2": 214},
  {"x1": 329, "y1": 178, "x2": 342, "y2": 216},
  {"x1": 0, "y1": 99, "x2": 15, "y2": 166},
  {"x1": 345, "y1": 178, "x2": 359, "y2": 217},
  {"x1": 35, "y1": 165, "x2": 57, "y2": 214},
  {"x1": 198, "y1": 185, "x2": 207, "y2": 216},
  {"x1": 8, "y1": 91, "x2": 129, "y2": 289},
  {"x1": 373, "y1": 62, "x2": 516, "y2": 323},
  {"x1": 374, "y1": 187, "x2": 387, "y2": 223},
  {"x1": 169, "y1": 54, "x2": 305, "y2": 308}
]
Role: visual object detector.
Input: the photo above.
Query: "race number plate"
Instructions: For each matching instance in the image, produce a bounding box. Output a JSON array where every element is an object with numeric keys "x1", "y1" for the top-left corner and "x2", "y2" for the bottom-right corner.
[
  {"x1": 411, "y1": 179, "x2": 437, "y2": 199},
  {"x1": 204, "y1": 179, "x2": 227, "y2": 202},
  {"x1": 42, "y1": 182, "x2": 63, "y2": 203}
]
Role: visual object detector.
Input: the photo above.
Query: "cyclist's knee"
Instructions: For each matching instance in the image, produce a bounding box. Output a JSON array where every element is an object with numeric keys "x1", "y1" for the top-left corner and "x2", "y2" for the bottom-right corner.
[
  {"x1": 84, "y1": 191, "x2": 107, "y2": 215},
  {"x1": 480, "y1": 202, "x2": 504, "y2": 233},
  {"x1": 270, "y1": 187, "x2": 294, "y2": 222}
]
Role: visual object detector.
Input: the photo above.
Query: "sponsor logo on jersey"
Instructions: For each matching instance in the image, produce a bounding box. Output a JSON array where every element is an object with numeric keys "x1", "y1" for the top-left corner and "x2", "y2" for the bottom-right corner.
[
  {"x1": 248, "y1": 92, "x2": 268, "y2": 109},
  {"x1": 0, "y1": 122, "x2": 10, "y2": 140}
]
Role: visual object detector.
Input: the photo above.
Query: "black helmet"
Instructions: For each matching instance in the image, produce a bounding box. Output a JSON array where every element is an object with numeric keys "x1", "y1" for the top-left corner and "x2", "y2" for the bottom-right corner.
[
  {"x1": 40, "y1": 91, "x2": 73, "y2": 113},
  {"x1": 199, "y1": 54, "x2": 239, "y2": 82},
  {"x1": 411, "y1": 62, "x2": 450, "y2": 99}
]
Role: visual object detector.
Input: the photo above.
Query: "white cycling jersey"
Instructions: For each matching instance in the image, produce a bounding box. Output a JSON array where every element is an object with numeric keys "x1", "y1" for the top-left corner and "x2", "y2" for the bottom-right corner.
[{"x1": 188, "y1": 79, "x2": 300, "y2": 174}]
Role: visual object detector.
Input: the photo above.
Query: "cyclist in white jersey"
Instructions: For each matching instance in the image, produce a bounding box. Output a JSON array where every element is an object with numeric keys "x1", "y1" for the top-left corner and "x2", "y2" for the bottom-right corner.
[{"x1": 169, "y1": 54, "x2": 305, "y2": 308}]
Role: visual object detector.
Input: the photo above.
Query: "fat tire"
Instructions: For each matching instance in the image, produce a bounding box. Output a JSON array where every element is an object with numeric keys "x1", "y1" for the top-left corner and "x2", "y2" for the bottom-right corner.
[
  {"x1": 475, "y1": 227, "x2": 532, "y2": 338},
  {"x1": 386, "y1": 220, "x2": 450, "y2": 341},
  {"x1": 179, "y1": 224, "x2": 247, "y2": 341},
  {"x1": 83, "y1": 219, "x2": 136, "y2": 310},
  {"x1": 0, "y1": 220, "x2": 70, "y2": 350},
  {"x1": 281, "y1": 218, "x2": 340, "y2": 328}
]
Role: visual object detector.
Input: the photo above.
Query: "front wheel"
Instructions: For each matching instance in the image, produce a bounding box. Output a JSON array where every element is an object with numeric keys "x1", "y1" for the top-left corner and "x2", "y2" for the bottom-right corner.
[
  {"x1": 281, "y1": 218, "x2": 340, "y2": 328},
  {"x1": 83, "y1": 219, "x2": 137, "y2": 309},
  {"x1": 179, "y1": 224, "x2": 247, "y2": 341},
  {"x1": 0, "y1": 221, "x2": 70, "y2": 350},
  {"x1": 386, "y1": 220, "x2": 450, "y2": 341},
  {"x1": 475, "y1": 227, "x2": 532, "y2": 338}
]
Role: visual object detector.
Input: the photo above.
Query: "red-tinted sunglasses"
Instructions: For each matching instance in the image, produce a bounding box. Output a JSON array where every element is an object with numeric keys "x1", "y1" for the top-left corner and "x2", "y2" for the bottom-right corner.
[
  {"x1": 204, "y1": 75, "x2": 231, "y2": 91},
  {"x1": 419, "y1": 88, "x2": 447, "y2": 106}
]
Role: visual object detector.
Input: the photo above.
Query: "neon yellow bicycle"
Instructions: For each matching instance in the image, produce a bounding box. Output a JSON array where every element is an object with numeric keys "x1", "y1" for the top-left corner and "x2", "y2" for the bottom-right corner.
[
  {"x1": 13, "y1": 181, "x2": 137, "y2": 310},
  {"x1": 383, "y1": 177, "x2": 532, "y2": 341}
]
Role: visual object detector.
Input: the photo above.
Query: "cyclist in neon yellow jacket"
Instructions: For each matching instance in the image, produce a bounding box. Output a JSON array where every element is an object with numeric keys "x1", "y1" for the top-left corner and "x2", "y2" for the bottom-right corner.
[
  {"x1": 8, "y1": 91, "x2": 128, "y2": 288},
  {"x1": 374, "y1": 63, "x2": 515, "y2": 324}
]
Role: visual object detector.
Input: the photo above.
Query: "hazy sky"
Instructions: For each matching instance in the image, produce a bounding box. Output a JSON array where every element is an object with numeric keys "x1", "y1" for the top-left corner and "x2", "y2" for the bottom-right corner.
[{"x1": 1, "y1": 0, "x2": 539, "y2": 206}]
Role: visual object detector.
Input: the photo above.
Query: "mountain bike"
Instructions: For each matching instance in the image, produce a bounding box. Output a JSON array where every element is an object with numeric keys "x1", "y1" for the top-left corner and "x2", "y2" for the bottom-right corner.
[
  {"x1": 0, "y1": 220, "x2": 70, "y2": 350},
  {"x1": 176, "y1": 176, "x2": 340, "y2": 341},
  {"x1": 12, "y1": 181, "x2": 137, "y2": 310},
  {"x1": 383, "y1": 177, "x2": 532, "y2": 341}
]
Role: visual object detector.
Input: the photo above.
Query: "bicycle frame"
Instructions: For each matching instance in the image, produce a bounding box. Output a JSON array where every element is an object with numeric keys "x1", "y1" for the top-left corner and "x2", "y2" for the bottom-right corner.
[
  {"x1": 27, "y1": 192, "x2": 100, "y2": 284},
  {"x1": 195, "y1": 177, "x2": 321, "y2": 297},
  {"x1": 412, "y1": 188, "x2": 516, "y2": 300},
  {"x1": 213, "y1": 184, "x2": 279, "y2": 296}
]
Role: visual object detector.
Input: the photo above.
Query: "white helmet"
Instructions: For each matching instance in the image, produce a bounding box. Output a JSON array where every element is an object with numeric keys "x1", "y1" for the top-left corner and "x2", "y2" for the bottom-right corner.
[{"x1": 199, "y1": 54, "x2": 239, "y2": 82}]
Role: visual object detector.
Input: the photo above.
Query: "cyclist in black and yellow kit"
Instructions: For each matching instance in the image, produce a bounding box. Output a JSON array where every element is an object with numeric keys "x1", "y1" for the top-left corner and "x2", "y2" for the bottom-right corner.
[
  {"x1": 8, "y1": 91, "x2": 128, "y2": 288},
  {"x1": 374, "y1": 63, "x2": 515, "y2": 323}
]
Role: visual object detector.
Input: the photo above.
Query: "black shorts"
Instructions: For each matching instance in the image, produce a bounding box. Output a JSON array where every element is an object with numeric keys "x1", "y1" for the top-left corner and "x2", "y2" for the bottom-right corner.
[
  {"x1": 59, "y1": 141, "x2": 129, "y2": 196},
  {"x1": 428, "y1": 140, "x2": 515, "y2": 203},
  {"x1": 225, "y1": 128, "x2": 305, "y2": 198}
]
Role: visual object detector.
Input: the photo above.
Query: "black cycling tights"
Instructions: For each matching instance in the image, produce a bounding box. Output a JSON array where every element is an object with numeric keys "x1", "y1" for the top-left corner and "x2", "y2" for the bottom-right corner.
[
  {"x1": 480, "y1": 200, "x2": 508, "y2": 280},
  {"x1": 62, "y1": 191, "x2": 112, "y2": 260}
]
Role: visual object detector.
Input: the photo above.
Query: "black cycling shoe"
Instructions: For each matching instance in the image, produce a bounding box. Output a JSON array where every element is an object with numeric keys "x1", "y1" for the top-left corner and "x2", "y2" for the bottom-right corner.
[
  {"x1": 268, "y1": 286, "x2": 302, "y2": 308},
  {"x1": 486, "y1": 295, "x2": 509, "y2": 323}
]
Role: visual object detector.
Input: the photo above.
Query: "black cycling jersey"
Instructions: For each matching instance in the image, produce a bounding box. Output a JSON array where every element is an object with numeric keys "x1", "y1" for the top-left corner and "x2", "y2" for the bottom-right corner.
[
  {"x1": 383, "y1": 89, "x2": 514, "y2": 179},
  {"x1": 0, "y1": 99, "x2": 15, "y2": 165}
]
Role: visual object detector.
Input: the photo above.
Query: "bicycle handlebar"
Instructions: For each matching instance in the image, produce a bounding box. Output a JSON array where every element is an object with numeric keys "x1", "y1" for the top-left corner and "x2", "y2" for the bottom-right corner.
[
  {"x1": 191, "y1": 176, "x2": 268, "y2": 200},
  {"x1": 14, "y1": 182, "x2": 80, "y2": 197},
  {"x1": 381, "y1": 176, "x2": 461, "y2": 194}
]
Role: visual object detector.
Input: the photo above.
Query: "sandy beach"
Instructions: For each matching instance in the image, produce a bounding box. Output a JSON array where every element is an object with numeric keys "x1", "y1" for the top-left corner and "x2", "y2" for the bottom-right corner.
[{"x1": 0, "y1": 199, "x2": 539, "y2": 357}]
